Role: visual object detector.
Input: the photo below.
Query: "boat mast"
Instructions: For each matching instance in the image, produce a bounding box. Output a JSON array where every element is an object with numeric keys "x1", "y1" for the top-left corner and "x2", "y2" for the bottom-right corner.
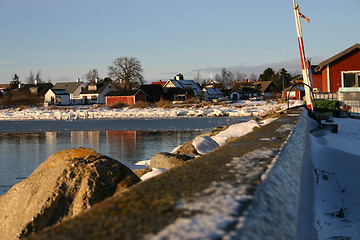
[{"x1": 293, "y1": 0, "x2": 313, "y2": 109}]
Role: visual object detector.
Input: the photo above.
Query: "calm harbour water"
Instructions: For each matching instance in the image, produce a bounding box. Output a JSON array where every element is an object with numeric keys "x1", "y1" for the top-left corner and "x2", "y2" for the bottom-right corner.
[{"x1": 0, "y1": 117, "x2": 249, "y2": 195}]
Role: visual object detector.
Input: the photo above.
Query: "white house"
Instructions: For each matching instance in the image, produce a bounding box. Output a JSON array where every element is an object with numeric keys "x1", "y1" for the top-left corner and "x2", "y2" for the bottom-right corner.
[
  {"x1": 163, "y1": 79, "x2": 202, "y2": 96},
  {"x1": 80, "y1": 81, "x2": 115, "y2": 104},
  {"x1": 52, "y1": 80, "x2": 86, "y2": 105},
  {"x1": 44, "y1": 89, "x2": 70, "y2": 106},
  {"x1": 230, "y1": 90, "x2": 246, "y2": 101}
]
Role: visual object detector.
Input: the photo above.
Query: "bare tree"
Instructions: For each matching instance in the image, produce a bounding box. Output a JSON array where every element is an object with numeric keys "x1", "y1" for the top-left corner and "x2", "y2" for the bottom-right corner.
[
  {"x1": 35, "y1": 70, "x2": 42, "y2": 83},
  {"x1": 250, "y1": 73, "x2": 258, "y2": 81},
  {"x1": 235, "y1": 71, "x2": 247, "y2": 82},
  {"x1": 194, "y1": 70, "x2": 201, "y2": 83},
  {"x1": 214, "y1": 68, "x2": 235, "y2": 90},
  {"x1": 26, "y1": 70, "x2": 42, "y2": 84},
  {"x1": 26, "y1": 71, "x2": 35, "y2": 84},
  {"x1": 108, "y1": 57, "x2": 144, "y2": 91},
  {"x1": 85, "y1": 69, "x2": 100, "y2": 83}
]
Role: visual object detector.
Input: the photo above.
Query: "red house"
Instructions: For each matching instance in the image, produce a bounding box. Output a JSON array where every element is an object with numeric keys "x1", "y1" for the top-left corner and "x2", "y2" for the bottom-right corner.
[
  {"x1": 105, "y1": 89, "x2": 147, "y2": 106},
  {"x1": 314, "y1": 43, "x2": 360, "y2": 92},
  {"x1": 282, "y1": 86, "x2": 305, "y2": 100}
]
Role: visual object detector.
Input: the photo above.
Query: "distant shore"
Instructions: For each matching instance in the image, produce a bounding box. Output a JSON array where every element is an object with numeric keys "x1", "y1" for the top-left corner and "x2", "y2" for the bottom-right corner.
[{"x1": 0, "y1": 100, "x2": 302, "y2": 122}]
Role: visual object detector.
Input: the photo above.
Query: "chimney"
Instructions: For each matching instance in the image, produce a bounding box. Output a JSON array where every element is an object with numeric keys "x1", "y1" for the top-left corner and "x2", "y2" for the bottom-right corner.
[
  {"x1": 34, "y1": 79, "x2": 38, "y2": 85},
  {"x1": 95, "y1": 77, "x2": 98, "y2": 83},
  {"x1": 76, "y1": 78, "x2": 80, "y2": 83}
]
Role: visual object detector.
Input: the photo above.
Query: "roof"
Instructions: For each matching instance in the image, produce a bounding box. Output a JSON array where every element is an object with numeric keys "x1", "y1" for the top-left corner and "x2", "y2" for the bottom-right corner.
[
  {"x1": 105, "y1": 89, "x2": 145, "y2": 97},
  {"x1": 51, "y1": 89, "x2": 69, "y2": 95},
  {"x1": 315, "y1": 43, "x2": 360, "y2": 72},
  {"x1": 257, "y1": 81, "x2": 274, "y2": 93},
  {"x1": 139, "y1": 84, "x2": 164, "y2": 95},
  {"x1": 230, "y1": 90, "x2": 246, "y2": 94},
  {"x1": 53, "y1": 82, "x2": 84, "y2": 93},
  {"x1": 22, "y1": 83, "x2": 54, "y2": 96},
  {"x1": 164, "y1": 80, "x2": 183, "y2": 88},
  {"x1": 232, "y1": 81, "x2": 258, "y2": 91},
  {"x1": 151, "y1": 81, "x2": 167, "y2": 87},
  {"x1": 0, "y1": 84, "x2": 11, "y2": 89},
  {"x1": 179, "y1": 80, "x2": 202, "y2": 93},
  {"x1": 203, "y1": 88, "x2": 223, "y2": 95},
  {"x1": 283, "y1": 86, "x2": 304, "y2": 92},
  {"x1": 232, "y1": 81, "x2": 274, "y2": 93},
  {"x1": 81, "y1": 82, "x2": 112, "y2": 94}
]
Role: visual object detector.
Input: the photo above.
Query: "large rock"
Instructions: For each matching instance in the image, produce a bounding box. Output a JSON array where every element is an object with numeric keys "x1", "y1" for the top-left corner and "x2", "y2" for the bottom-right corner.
[
  {"x1": 0, "y1": 148, "x2": 140, "y2": 240},
  {"x1": 149, "y1": 152, "x2": 193, "y2": 170}
]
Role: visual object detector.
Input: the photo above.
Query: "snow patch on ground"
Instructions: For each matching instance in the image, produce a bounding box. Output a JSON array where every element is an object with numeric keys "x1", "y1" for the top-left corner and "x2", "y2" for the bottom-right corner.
[{"x1": 312, "y1": 118, "x2": 360, "y2": 239}]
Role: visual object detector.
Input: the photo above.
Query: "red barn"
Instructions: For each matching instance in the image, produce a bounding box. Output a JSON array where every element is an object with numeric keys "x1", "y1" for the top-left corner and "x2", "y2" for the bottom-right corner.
[
  {"x1": 314, "y1": 43, "x2": 360, "y2": 92},
  {"x1": 105, "y1": 89, "x2": 147, "y2": 106}
]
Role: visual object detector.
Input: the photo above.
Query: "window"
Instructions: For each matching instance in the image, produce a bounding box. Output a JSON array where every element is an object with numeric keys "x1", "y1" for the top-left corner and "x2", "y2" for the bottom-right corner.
[{"x1": 343, "y1": 71, "x2": 360, "y2": 87}]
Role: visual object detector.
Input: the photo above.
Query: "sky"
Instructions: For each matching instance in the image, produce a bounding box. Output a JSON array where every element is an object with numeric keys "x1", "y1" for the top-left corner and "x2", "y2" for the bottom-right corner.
[{"x1": 0, "y1": 0, "x2": 359, "y2": 84}]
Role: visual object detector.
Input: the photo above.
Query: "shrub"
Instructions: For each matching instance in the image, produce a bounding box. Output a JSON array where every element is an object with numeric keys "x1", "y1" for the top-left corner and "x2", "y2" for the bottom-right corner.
[
  {"x1": 155, "y1": 99, "x2": 173, "y2": 108},
  {"x1": 108, "y1": 102, "x2": 128, "y2": 109},
  {"x1": 129, "y1": 101, "x2": 151, "y2": 109}
]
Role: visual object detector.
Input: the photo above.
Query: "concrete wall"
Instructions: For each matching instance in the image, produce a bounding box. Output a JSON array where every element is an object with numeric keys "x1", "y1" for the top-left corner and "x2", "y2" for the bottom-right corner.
[{"x1": 238, "y1": 110, "x2": 314, "y2": 239}]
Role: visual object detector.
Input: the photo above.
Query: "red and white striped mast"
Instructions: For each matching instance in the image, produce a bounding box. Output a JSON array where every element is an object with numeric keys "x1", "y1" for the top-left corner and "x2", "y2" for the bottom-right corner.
[{"x1": 293, "y1": 0, "x2": 313, "y2": 109}]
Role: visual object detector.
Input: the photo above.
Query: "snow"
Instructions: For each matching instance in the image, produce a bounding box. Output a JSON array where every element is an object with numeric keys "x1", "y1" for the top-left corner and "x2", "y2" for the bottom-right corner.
[
  {"x1": 192, "y1": 136, "x2": 220, "y2": 155},
  {"x1": 0, "y1": 100, "x2": 303, "y2": 121},
  {"x1": 140, "y1": 168, "x2": 167, "y2": 181},
  {"x1": 192, "y1": 118, "x2": 276, "y2": 155},
  {"x1": 312, "y1": 118, "x2": 360, "y2": 239},
  {"x1": 210, "y1": 120, "x2": 261, "y2": 146}
]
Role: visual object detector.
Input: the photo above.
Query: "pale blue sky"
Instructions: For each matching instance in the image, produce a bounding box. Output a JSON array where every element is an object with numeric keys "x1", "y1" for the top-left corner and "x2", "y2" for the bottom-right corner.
[{"x1": 0, "y1": 0, "x2": 359, "y2": 84}]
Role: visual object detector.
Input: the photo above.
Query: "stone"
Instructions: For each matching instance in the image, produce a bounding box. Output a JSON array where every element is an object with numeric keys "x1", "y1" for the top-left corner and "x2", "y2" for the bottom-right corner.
[
  {"x1": 173, "y1": 141, "x2": 199, "y2": 155},
  {"x1": 133, "y1": 168, "x2": 152, "y2": 178},
  {"x1": 149, "y1": 152, "x2": 193, "y2": 170},
  {"x1": 0, "y1": 148, "x2": 140, "y2": 240}
]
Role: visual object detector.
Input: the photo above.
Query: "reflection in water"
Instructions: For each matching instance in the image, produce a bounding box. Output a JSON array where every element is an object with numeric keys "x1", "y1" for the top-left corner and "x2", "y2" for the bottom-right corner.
[{"x1": 0, "y1": 130, "x2": 203, "y2": 195}]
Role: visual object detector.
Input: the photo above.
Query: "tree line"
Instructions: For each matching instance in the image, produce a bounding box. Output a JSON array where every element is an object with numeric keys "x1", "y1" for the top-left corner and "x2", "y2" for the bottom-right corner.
[
  {"x1": 13, "y1": 57, "x2": 295, "y2": 92},
  {"x1": 195, "y1": 67, "x2": 295, "y2": 92}
]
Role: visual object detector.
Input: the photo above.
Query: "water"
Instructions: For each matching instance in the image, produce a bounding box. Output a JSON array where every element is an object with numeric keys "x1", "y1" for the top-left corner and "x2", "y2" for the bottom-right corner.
[{"x1": 0, "y1": 117, "x2": 250, "y2": 195}]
